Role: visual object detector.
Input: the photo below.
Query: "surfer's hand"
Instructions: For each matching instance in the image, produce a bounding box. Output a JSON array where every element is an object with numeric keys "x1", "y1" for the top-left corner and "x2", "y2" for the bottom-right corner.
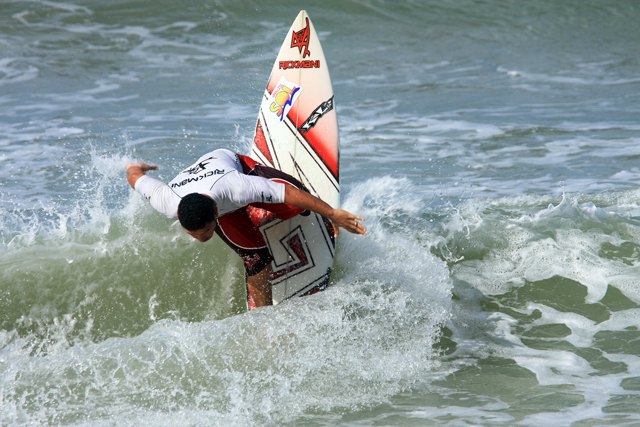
[
  {"x1": 282, "y1": 187, "x2": 366, "y2": 235},
  {"x1": 330, "y1": 209, "x2": 366, "y2": 236},
  {"x1": 126, "y1": 163, "x2": 158, "y2": 173},
  {"x1": 125, "y1": 163, "x2": 158, "y2": 188}
]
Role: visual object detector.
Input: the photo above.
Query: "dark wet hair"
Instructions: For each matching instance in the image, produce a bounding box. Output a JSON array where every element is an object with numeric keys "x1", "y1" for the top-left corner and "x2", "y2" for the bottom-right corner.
[{"x1": 177, "y1": 193, "x2": 217, "y2": 231}]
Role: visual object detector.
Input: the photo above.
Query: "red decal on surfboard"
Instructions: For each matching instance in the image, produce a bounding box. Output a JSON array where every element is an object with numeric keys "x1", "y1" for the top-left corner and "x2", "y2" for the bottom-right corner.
[
  {"x1": 303, "y1": 130, "x2": 339, "y2": 180},
  {"x1": 285, "y1": 102, "x2": 339, "y2": 180},
  {"x1": 253, "y1": 121, "x2": 273, "y2": 164},
  {"x1": 291, "y1": 17, "x2": 311, "y2": 58},
  {"x1": 269, "y1": 228, "x2": 311, "y2": 281}
]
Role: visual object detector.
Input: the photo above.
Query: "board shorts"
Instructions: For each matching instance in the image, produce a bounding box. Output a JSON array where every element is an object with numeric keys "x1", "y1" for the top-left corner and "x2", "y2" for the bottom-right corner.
[{"x1": 215, "y1": 154, "x2": 309, "y2": 276}]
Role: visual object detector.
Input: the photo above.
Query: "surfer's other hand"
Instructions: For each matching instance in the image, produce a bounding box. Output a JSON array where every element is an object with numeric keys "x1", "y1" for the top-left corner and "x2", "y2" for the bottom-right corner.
[
  {"x1": 125, "y1": 162, "x2": 159, "y2": 188},
  {"x1": 330, "y1": 209, "x2": 366, "y2": 236},
  {"x1": 125, "y1": 163, "x2": 158, "y2": 173}
]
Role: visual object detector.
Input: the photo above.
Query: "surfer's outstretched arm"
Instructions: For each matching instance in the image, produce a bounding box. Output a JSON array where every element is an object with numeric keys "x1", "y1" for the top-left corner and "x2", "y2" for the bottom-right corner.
[{"x1": 284, "y1": 186, "x2": 366, "y2": 236}]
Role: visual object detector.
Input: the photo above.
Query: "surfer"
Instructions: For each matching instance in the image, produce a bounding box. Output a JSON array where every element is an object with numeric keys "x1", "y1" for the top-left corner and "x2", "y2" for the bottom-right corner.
[{"x1": 126, "y1": 148, "x2": 365, "y2": 309}]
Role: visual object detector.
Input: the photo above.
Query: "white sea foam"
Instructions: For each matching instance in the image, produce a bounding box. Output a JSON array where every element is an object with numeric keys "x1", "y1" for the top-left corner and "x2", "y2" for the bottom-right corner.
[
  {"x1": 0, "y1": 181, "x2": 453, "y2": 426},
  {"x1": 0, "y1": 58, "x2": 38, "y2": 86},
  {"x1": 450, "y1": 193, "x2": 640, "y2": 303},
  {"x1": 439, "y1": 188, "x2": 640, "y2": 424}
]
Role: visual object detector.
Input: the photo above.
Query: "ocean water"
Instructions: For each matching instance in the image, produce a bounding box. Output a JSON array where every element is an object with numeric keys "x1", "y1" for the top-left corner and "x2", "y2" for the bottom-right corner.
[{"x1": 1, "y1": 0, "x2": 640, "y2": 425}]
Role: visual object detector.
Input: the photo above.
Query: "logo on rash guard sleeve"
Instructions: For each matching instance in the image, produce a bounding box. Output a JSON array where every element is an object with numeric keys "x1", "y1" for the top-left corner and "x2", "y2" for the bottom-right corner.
[
  {"x1": 183, "y1": 157, "x2": 217, "y2": 174},
  {"x1": 260, "y1": 192, "x2": 273, "y2": 203}
]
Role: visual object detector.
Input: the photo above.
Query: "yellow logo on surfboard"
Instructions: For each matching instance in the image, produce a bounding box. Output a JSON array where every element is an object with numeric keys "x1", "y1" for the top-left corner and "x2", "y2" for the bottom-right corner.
[{"x1": 269, "y1": 77, "x2": 302, "y2": 121}]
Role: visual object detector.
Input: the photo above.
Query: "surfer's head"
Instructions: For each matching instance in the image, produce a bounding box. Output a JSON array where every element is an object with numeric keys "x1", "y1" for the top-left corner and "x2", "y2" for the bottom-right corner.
[{"x1": 178, "y1": 193, "x2": 218, "y2": 242}]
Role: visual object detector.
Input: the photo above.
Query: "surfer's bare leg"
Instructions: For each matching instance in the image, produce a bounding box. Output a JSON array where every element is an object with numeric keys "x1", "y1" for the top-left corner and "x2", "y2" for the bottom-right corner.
[{"x1": 246, "y1": 265, "x2": 272, "y2": 309}]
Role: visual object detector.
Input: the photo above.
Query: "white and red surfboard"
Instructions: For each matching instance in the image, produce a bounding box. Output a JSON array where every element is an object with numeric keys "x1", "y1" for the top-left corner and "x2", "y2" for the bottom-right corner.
[{"x1": 250, "y1": 10, "x2": 339, "y2": 304}]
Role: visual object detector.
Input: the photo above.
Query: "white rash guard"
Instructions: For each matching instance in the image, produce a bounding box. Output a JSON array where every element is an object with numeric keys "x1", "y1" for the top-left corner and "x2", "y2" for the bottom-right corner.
[{"x1": 134, "y1": 148, "x2": 286, "y2": 219}]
